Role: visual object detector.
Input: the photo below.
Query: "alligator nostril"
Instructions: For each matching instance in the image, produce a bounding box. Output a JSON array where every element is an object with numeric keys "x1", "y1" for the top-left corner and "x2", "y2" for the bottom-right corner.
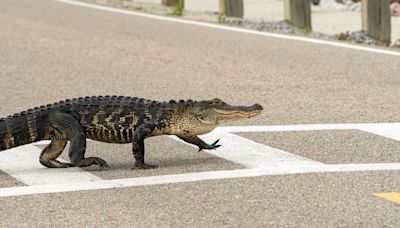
[{"x1": 253, "y1": 104, "x2": 263, "y2": 110}]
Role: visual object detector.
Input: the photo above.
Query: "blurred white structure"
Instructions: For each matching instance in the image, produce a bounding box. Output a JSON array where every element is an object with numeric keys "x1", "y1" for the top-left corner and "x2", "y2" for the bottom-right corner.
[{"x1": 136, "y1": 0, "x2": 399, "y2": 43}]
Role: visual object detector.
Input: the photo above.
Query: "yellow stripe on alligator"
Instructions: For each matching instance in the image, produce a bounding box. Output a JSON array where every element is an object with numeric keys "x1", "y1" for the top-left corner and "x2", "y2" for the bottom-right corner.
[{"x1": 374, "y1": 192, "x2": 400, "y2": 205}]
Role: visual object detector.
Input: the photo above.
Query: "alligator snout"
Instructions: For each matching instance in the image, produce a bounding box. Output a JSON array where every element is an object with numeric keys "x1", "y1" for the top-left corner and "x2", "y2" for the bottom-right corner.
[
  {"x1": 244, "y1": 103, "x2": 263, "y2": 118},
  {"x1": 252, "y1": 103, "x2": 263, "y2": 111}
]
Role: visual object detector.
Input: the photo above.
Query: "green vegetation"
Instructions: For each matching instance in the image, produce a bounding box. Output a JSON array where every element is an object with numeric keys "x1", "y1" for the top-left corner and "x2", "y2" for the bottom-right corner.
[
  {"x1": 218, "y1": 14, "x2": 226, "y2": 23},
  {"x1": 302, "y1": 26, "x2": 312, "y2": 34},
  {"x1": 171, "y1": 0, "x2": 184, "y2": 16}
]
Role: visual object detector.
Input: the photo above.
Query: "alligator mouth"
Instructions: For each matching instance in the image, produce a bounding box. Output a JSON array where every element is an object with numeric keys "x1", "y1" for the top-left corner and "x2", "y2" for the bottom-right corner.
[{"x1": 213, "y1": 104, "x2": 263, "y2": 119}]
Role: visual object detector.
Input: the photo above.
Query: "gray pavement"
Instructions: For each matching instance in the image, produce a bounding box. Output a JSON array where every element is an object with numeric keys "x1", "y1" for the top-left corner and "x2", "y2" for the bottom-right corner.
[{"x1": 0, "y1": 0, "x2": 399, "y2": 227}]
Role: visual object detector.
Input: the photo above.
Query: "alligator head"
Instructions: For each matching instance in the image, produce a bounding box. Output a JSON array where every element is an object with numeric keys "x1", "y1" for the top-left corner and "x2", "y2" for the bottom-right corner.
[
  {"x1": 172, "y1": 98, "x2": 263, "y2": 135},
  {"x1": 195, "y1": 98, "x2": 263, "y2": 125}
]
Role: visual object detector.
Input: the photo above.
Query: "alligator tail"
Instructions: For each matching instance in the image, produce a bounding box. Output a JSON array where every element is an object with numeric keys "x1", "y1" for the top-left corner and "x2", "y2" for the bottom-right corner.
[{"x1": 0, "y1": 111, "x2": 48, "y2": 151}]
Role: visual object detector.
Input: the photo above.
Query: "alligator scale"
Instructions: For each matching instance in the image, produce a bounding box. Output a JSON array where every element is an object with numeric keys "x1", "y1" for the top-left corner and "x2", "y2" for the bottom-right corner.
[{"x1": 0, "y1": 96, "x2": 263, "y2": 169}]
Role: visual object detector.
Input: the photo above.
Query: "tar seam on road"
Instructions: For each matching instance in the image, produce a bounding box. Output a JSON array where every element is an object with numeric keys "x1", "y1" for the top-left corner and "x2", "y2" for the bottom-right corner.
[{"x1": 55, "y1": 0, "x2": 400, "y2": 58}]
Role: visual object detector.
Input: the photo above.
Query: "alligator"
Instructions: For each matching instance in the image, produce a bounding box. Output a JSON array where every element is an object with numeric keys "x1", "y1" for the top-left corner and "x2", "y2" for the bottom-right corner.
[{"x1": 0, "y1": 96, "x2": 263, "y2": 169}]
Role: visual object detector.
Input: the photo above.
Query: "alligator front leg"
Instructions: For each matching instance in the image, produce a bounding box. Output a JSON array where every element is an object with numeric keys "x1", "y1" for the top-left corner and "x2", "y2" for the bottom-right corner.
[
  {"x1": 178, "y1": 135, "x2": 221, "y2": 152},
  {"x1": 132, "y1": 122, "x2": 158, "y2": 169}
]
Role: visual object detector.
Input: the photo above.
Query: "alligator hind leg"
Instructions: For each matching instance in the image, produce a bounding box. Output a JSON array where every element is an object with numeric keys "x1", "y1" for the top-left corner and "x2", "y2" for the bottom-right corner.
[
  {"x1": 39, "y1": 136, "x2": 70, "y2": 168},
  {"x1": 48, "y1": 111, "x2": 110, "y2": 169}
]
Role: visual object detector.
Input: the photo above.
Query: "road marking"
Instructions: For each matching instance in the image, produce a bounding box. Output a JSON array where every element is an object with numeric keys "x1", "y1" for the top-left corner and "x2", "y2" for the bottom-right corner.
[
  {"x1": 172, "y1": 132, "x2": 323, "y2": 169},
  {"x1": 56, "y1": 0, "x2": 400, "y2": 57},
  {"x1": 357, "y1": 124, "x2": 400, "y2": 141},
  {"x1": 1, "y1": 163, "x2": 400, "y2": 197},
  {"x1": 0, "y1": 144, "x2": 102, "y2": 185},
  {"x1": 1, "y1": 122, "x2": 400, "y2": 197},
  {"x1": 216, "y1": 123, "x2": 400, "y2": 133},
  {"x1": 217, "y1": 123, "x2": 400, "y2": 141},
  {"x1": 374, "y1": 192, "x2": 400, "y2": 205}
]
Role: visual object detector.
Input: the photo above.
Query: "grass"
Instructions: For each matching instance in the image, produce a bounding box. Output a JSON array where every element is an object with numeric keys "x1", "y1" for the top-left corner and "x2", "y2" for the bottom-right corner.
[{"x1": 171, "y1": 0, "x2": 184, "y2": 16}]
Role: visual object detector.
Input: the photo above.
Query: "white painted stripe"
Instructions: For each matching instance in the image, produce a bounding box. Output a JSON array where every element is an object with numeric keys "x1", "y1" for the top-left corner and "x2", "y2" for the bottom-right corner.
[
  {"x1": 1, "y1": 163, "x2": 400, "y2": 197},
  {"x1": 171, "y1": 132, "x2": 322, "y2": 168},
  {"x1": 0, "y1": 180, "x2": 118, "y2": 197},
  {"x1": 215, "y1": 123, "x2": 400, "y2": 133},
  {"x1": 216, "y1": 123, "x2": 400, "y2": 142},
  {"x1": 323, "y1": 163, "x2": 400, "y2": 172},
  {"x1": 216, "y1": 124, "x2": 353, "y2": 133},
  {"x1": 33, "y1": 139, "x2": 94, "y2": 146},
  {"x1": 1, "y1": 122, "x2": 400, "y2": 197},
  {"x1": 55, "y1": 0, "x2": 400, "y2": 57},
  {"x1": 0, "y1": 144, "x2": 102, "y2": 185},
  {"x1": 357, "y1": 123, "x2": 400, "y2": 141},
  {"x1": 32, "y1": 140, "x2": 52, "y2": 146}
]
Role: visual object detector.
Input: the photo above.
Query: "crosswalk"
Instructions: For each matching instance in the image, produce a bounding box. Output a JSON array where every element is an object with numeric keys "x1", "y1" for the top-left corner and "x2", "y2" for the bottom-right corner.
[{"x1": 0, "y1": 122, "x2": 399, "y2": 197}]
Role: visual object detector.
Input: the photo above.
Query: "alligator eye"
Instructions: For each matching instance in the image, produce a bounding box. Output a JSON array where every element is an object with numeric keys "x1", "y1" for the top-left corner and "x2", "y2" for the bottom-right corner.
[
  {"x1": 210, "y1": 98, "x2": 227, "y2": 105},
  {"x1": 211, "y1": 98, "x2": 223, "y2": 103}
]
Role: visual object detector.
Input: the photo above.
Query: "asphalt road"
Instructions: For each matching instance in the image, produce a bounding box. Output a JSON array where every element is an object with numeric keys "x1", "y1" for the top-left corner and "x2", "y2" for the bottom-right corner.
[{"x1": 0, "y1": 0, "x2": 399, "y2": 227}]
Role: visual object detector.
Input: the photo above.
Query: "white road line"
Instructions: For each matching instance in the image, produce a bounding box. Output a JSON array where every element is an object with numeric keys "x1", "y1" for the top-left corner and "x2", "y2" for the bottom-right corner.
[
  {"x1": 1, "y1": 122, "x2": 400, "y2": 197},
  {"x1": 0, "y1": 144, "x2": 102, "y2": 185},
  {"x1": 55, "y1": 0, "x2": 400, "y2": 57},
  {"x1": 1, "y1": 162, "x2": 400, "y2": 197},
  {"x1": 216, "y1": 123, "x2": 400, "y2": 142},
  {"x1": 32, "y1": 140, "x2": 51, "y2": 146},
  {"x1": 171, "y1": 132, "x2": 323, "y2": 169},
  {"x1": 216, "y1": 123, "x2": 400, "y2": 133},
  {"x1": 357, "y1": 124, "x2": 400, "y2": 141}
]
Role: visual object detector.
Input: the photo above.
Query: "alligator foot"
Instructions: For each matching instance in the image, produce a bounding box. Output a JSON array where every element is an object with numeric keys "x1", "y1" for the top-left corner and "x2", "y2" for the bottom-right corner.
[
  {"x1": 40, "y1": 160, "x2": 74, "y2": 168},
  {"x1": 75, "y1": 157, "x2": 110, "y2": 170},
  {"x1": 58, "y1": 161, "x2": 74, "y2": 168},
  {"x1": 198, "y1": 139, "x2": 222, "y2": 152}
]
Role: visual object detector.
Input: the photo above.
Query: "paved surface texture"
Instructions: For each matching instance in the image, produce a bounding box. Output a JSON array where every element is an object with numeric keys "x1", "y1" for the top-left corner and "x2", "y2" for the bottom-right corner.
[
  {"x1": 0, "y1": 0, "x2": 399, "y2": 227},
  {"x1": 0, "y1": 170, "x2": 23, "y2": 188}
]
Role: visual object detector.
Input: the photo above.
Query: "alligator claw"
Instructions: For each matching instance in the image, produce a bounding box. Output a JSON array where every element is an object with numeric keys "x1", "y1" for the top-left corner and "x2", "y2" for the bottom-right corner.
[
  {"x1": 212, "y1": 139, "x2": 220, "y2": 145},
  {"x1": 76, "y1": 157, "x2": 110, "y2": 170},
  {"x1": 93, "y1": 158, "x2": 110, "y2": 170},
  {"x1": 198, "y1": 139, "x2": 221, "y2": 152}
]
